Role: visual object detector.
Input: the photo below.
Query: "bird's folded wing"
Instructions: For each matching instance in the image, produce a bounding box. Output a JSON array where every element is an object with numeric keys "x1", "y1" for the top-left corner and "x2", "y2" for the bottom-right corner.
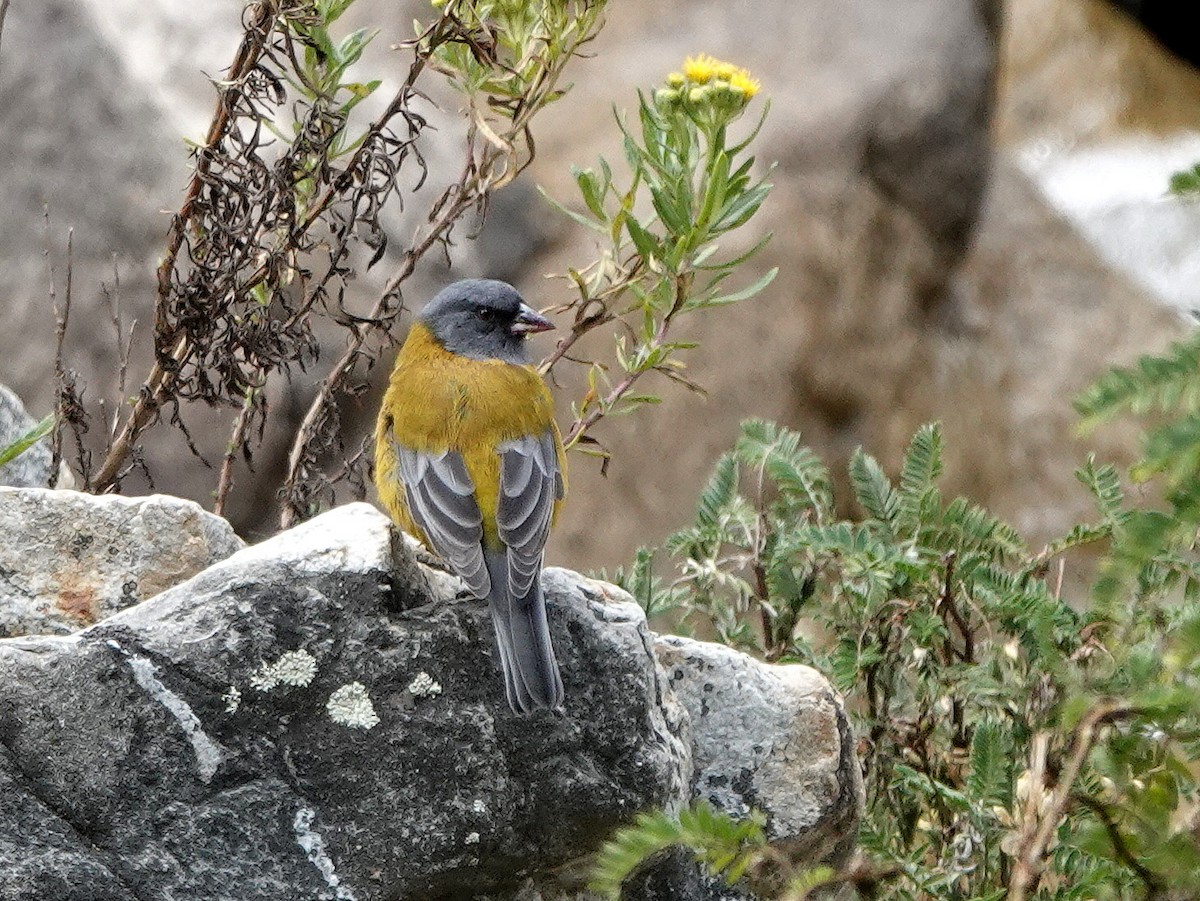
[
  {"x1": 393, "y1": 443, "x2": 490, "y2": 597},
  {"x1": 496, "y1": 431, "x2": 564, "y2": 596}
]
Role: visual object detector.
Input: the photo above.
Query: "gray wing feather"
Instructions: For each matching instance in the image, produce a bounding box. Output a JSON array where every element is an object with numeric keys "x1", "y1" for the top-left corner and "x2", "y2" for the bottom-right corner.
[
  {"x1": 496, "y1": 432, "x2": 561, "y2": 597},
  {"x1": 395, "y1": 443, "x2": 490, "y2": 598}
]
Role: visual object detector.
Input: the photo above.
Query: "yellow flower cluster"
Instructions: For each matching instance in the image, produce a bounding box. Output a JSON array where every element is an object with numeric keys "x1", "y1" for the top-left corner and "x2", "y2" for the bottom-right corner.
[
  {"x1": 679, "y1": 54, "x2": 761, "y2": 99},
  {"x1": 655, "y1": 53, "x2": 761, "y2": 124}
]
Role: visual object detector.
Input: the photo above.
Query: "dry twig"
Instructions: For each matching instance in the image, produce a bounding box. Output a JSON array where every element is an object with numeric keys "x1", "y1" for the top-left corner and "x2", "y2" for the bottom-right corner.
[{"x1": 1007, "y1": 703, "x2": 1137, "y2": 901}]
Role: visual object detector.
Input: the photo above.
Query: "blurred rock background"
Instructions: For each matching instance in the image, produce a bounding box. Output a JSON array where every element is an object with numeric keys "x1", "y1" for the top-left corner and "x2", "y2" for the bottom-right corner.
[{"x1": 1, "y1": 0, "x2": 1197, "y2": 575}]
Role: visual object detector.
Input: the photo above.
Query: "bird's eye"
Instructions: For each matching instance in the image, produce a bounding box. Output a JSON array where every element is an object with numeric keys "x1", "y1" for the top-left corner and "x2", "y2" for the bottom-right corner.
[{"x1": 476, "y1": 308, "x2": 495, "y2": 322}]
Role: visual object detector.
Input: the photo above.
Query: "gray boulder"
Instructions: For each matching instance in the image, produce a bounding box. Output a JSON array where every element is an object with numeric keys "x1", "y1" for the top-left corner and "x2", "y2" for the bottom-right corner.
[
  {"x1": 0, "y1": 386, "x2": 54, "y2": 489},
  {"x1": 0, "y1": 503, "x2": 859, "y2": 900},
  {"x1": 0, "y1": 488, "x2": 244, "y2": 637},
  {"x1": 656, "y1": 637, "x2": 865, "y2": 869}
]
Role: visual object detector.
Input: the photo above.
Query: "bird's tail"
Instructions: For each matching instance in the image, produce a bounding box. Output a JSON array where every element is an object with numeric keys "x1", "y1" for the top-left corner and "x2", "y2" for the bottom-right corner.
[{"x1": 485, "y1": 549, "x2": 564, "y2": 713}]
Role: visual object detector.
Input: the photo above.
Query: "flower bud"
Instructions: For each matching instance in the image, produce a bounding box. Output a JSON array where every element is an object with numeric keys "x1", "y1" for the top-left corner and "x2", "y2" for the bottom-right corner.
[{"x1": 654, "y1": 88, "x2": 681, "y2": 112}]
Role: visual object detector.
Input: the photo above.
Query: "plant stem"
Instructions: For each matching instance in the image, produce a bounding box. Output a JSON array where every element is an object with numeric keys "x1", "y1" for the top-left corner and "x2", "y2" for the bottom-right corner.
[
  {"x1": 91, "y1": 0, "x2": 281, "y2": 492},
  {"x1": 1008, "y1": 703, "x2": 1135, "y2": 901},
  {"x1": 214, "y1": 387, "x2": 260, "y2": 517},
  {"x1": 562, "y1": 272, "x2": 691, "y2": 449}
]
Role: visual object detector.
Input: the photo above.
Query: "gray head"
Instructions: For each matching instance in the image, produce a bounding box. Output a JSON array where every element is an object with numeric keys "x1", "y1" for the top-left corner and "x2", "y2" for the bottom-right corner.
[{"x1": 420, "y1": 279, "x2": 554, "y2": 364}]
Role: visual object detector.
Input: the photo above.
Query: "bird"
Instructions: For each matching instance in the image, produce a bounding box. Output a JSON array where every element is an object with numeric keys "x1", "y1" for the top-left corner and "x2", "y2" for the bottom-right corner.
[{"x1": 374, "y1": 279, "x2": 567, "y2": 713}]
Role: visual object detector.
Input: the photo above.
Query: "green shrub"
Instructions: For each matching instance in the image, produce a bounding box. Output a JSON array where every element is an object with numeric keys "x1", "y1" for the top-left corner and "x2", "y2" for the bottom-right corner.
[{"x1": 599, "y1": 391, "x2": 1200, "y2": 898}]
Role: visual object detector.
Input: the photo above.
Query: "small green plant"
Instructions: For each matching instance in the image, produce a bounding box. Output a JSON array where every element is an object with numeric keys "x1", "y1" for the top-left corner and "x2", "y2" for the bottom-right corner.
[
  {"x1": 1169, "y1": 162, "x2": 1200, "y2": 198},
  {"x1": 539, "y1": 53, "x2": 776, "y2": 460},
  {"x1": 599, "y1": 417, "x2": 1200, "y2": 900},
  {"x1": 1075, "y1": 333, "x2": 1200, "y2": 613},
  {"x1": 0, "y1": 413, "x2": 54, "y2": 470}
]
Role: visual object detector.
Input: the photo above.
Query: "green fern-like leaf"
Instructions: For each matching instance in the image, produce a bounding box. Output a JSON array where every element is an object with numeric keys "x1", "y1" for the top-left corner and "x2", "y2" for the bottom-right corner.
[
  {"x1": 735, "y1": 419, "x2": 833, "y2": 518},
  {"x1": 1075, "y1": 334, "x2": 1200, "y2": 426},
  {"x1": 589, "y1": 802, "x2": 766, "y2": 899},
  {"x1": 1027, "y1": 522, "x2": 1113, "y2": 575},
  {"x1": 849, "y1": 447, "x2": 899, "y2": 526},
  {"x1": 892, "y1": 763, "x2": 973, "y2": 813},
  {"x1": 1076, "y1": 455, "x2": 1125, "y2": 524},
  {"x1": 604, "y1": 547, "x2": 685, "y2": 618},
  {"x1": 926, "y1": 497, "x2": 1027, "y2": 559},
  {"x1": 696, "y1": 452, "x2": 739, "y2": 530},
  {"x1": 966, "y1": 720, "x2": 1010, "y2": 806},
  {"x1": 1136, "y1": 412, "x2": 1200, "y2": 486},
  {"x1": 781, "y1": 865, "x2": 839, "y2": 900},
  {"x1": 898, "y1": 423, "x2": 943, "y2": 526}
]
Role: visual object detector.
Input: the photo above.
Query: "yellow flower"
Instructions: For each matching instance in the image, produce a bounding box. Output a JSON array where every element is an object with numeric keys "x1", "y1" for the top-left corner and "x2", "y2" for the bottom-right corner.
[
  {"x1": 679, "y1": 54, "x2": 759, "y2": 98},
  {"x1": 729, "y1": 70, "x2": 760, "y2": 99},
  {"x1": 683, "y1": 53, "x2": 737, "y2": 84}
]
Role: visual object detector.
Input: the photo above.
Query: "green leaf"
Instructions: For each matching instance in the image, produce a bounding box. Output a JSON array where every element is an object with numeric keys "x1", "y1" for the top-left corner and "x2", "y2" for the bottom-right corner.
[
  {"x1": 783, "y1": 865, "x2": 839, "y2": 899},
  {"x1": 1076, "y1": 455, "x2": 1125, "y2": 524},
  {"x1": 650, "y1": 185, "x2": 688, "y2": 235},
  {"x1": 321, "y1": 0, "x2": 357, "y2": 22},
  {"x1": 694, "y1": 149, "x2": 731, "y2": 236},
  {"x1": 690, "y1": 266, "x2": 777, "y2": 310},
  {"x1": 849, "y1": 448, "x2": 898, "y2": 526},
  {"x1": 588, "y1": 803, "x2": 765, "y2": 899},
  {"x1": 1075, "y1": 334, "x2": 1200, "y2": 426},
  {"x1": 696, "y1": 452, "x2": 739, "y2": 530},
  {"x1": 712, "y1": 181, "x2": 772, "y2": 233},
  {"x1": 898, "y1": 422, "x2": 943, "y2": 526},
  {"x1": 966, "y1": 720, "x2": 1010, "y2": 805},
  {"x1": 1169, "y1": 162, "x2": 1200, "y2": 197},
  {"x1": 335, "y1": 27, "x2": 377, "y2": 67},
  {"x1": 695, "y1": 232, "x2": 773, "y2": 272},
  {"x1": 573, "y1": 165, "x2": 607, "y2": 220},
  {"x1": 625, "y1": 214, "x2": 663, "y2": 262},
  {"x1": 0, "y1": 413, "x2": 54, "y2": 468},
  {"x1": 537, "y1": 184, "x2": 607, "y2": 233},
  {"x1": 336, "y1": 80, "x2": 381, "y2": 117},
  {"x1": 737, "y1": 420, "x2": 831, "y2": 510}
]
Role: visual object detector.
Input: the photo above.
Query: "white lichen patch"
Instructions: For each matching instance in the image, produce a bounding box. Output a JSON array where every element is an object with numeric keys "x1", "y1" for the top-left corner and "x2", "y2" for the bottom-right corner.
[
  {"x1": 109, "y1": 640, "x2": 224, "y2": 783},
  {"x1": 326, "y1": 681, "x2": 380, "y2": 730},
  {"x1": 407, "y1": 671, "x2": 442, "y2": 699},
  {"x1": 249, "y1": 649, "x2": 318, "y2": 692},
  {"x1": 293, "y1": 806, "x2": 357, "y2": 901},
  {"x1": 223, "y1": 685, "x2": 241, "y2": 713}
]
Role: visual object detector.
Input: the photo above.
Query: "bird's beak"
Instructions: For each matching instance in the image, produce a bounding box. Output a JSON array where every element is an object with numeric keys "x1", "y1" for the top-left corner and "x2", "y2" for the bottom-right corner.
[{"x1": 509, "y1": 303, "x2": 555, "y2": 336}]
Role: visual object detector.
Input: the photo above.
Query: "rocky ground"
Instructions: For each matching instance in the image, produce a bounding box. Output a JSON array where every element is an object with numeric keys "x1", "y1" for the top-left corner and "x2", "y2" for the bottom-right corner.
[{"x1": 0, "y1": 491, "x2": 862, "y2": 900}]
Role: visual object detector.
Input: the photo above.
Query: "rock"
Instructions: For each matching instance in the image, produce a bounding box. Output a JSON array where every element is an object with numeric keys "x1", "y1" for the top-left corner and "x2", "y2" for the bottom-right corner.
[
  {"x1": 0, "y1": 505, "x2": 684, "y2": 899},
  {"x1": 620, "y1": 847, "x2": 755, "y2": 901},
  {"x1": 0, "y1": 503, "x2": 859, "y2": 900},
  {"x1": 0, "y1": 386, "x2": 54, "y2": 489},
  {"x1": 1000, "y1": 0, "x2": 1200, "y2": 318},
  {"x1": 655, "y1": 637, "x2": 864, "y2": 869},
  {"x1": 0, "y1": 488, "x2": 244, "y2": 637},
  {"x1": 1103, "y1": 0, "x2": 1200, "y2": 70}
]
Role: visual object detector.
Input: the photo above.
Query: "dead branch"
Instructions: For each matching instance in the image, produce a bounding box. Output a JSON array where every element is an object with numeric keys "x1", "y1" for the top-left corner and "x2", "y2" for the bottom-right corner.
[{"x1": 91, "y1": 0, "x2": 283, "y2": 492}]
